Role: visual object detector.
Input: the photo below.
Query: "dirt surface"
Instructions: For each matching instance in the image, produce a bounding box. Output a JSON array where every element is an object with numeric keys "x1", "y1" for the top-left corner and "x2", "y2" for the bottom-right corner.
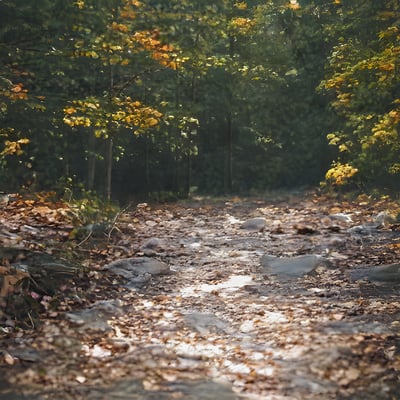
[{"x1": 1, "y1": 191, "x2": 400, "y2": 399}]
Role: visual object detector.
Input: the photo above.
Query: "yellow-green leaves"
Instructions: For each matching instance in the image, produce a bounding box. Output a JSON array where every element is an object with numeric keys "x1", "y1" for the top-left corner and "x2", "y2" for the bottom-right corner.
[
  {"x1": 325, "y1": 162, "x2": 358, "y2": 185},
  {"x1": 63, "y1": 97, "x2": 162, "y2": 135},
  {"x1": 320, "y1": 1, "x2": 400, "y2": 187},
  {"x1": 1, "y1": 138, "x2": 30, "y2": 157}
]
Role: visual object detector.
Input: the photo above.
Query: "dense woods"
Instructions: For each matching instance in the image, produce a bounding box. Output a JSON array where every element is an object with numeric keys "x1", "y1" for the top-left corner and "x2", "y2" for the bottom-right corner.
[{"x1": 0, "y1": 0, "x2": 399, "y2": 201}]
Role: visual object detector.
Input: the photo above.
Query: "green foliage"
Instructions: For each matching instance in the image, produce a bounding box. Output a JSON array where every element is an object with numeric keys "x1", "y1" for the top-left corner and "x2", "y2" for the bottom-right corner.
[
  {"x1": 64, "y1": 185, "x2": 118, "y2": 228},
  {"x1": 0, "y1": 0, "x2": 398, "y2": 198},
  {"x1": 319, "y1": 0, "x2": 400, "y2": 191}
]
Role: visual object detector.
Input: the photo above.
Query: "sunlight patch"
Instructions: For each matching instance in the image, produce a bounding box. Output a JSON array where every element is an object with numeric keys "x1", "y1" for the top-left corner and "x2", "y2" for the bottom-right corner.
[
  {"x1": 172, "y1": 341, "x2": 227, "y2": 359},
  {"x1": 181, "y1": 275, "x2": 253, "y2": 297}
]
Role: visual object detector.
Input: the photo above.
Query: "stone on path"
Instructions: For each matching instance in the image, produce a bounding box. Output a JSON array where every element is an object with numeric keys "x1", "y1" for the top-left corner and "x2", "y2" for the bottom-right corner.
[
  {"x1": 66, "y1": 300, "x2": 123, "y2": 332},
  {"x1": 104, "y1": 257, "x2": 171, "y2": 289},
  {"x1": 140, "y1": 237, "x2": 164, "y2": 255},
  {"x1": 184, "y1": 312, "x2": 231, "y2": 335},
  {"x1": 260, "y1": 254, "x2": 326, "y2": 279},
  {"x1": 241, "y1": 217, "x2": 266, "y2": 231},
  {"x1": 349, "y1": 263, "x2": 400, "y2": 284},
  {"x1": 104, "y1": 257, "x2": 171, "y2": 276}
]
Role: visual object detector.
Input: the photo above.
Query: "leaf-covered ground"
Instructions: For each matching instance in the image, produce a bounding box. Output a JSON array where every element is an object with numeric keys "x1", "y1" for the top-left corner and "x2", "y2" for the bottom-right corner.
[{"x1": 0, "y1": 191, "x2": 400, "y2": 399}]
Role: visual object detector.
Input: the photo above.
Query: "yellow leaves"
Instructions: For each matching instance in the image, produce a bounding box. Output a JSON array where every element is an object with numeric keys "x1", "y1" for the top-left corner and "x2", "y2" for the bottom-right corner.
[
  {"x1": 327, "y1": 133, "x2": 341, "y2": 146},
  {"x1": 378, "y1": 62, "x2": 395, "y2": 72},
  {"x1": 64, "y1": 106, "x2": 76, "y2": 115},
  {"x1": 287, "y1": 0, "x2": 301, "y2": 10},
  {"x1": 75, "y1": 50, "x2": 99, "y2": 59},
  {"x1": 335, "y1": 92, "x2": 351, "y2": 106},
  {"x1": 325, "y1": 162, "x2": 358, "y2": 185},
  {"x1": 230, "y1": 17, "x2": 255, "y2": 35},
  {"x1": 124, "y1": 103, "x2": 163, "y2": 133},
  {"x1": 234, "y1": 1, "x2": 247, "y2": 10},
  {"x1": 323, "y1": 74, "x2": 345, "y2": 90},
  {"x1": 86, "y1": 102, "x2": 99, "y2": 110},
  {"x1": 112, "y1": 111, "x2": 127, "y2": 121},
  {"x1": 1, "y1": 138, "x2": 30, "y2": 157},
  {"x1": 111, "y1": 22, "x2": 129, "y2": 33},
  {"x1": 146, "y1": 117, "x2": 159, "y2": 127},
  {"x1": 63, "y1": 96, "x2": 162, "y2": 134},
  {"x1": 129, "y1": 0, "x2": 142, "y2": 6},
  {"x1": 74, "y1": 0, "x2": 84, "y2": 9},
  {"x1": 338, "y1": 144, "x2": 349, "y2": 152},
  {"x1": 1, "y1": 83, "x2": 29, "y2": 101},
  {"x1": 131, "y1": 30, "x2": 176, "y2": 69},
  {"x1": 370, "y1": 110, "x2": 399, "y2": 145},
  {"x1": 63, "y1": 115, "x2": 91, "y2": 127},
  {"x1": 388, "y1": 163, "x2": 400, "y2": 174}
]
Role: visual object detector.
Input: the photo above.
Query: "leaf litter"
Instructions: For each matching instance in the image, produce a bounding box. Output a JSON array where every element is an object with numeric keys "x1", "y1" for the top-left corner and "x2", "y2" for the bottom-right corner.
[{"x1": 0, "y1": 191, "x2": 400, "y2": 399}]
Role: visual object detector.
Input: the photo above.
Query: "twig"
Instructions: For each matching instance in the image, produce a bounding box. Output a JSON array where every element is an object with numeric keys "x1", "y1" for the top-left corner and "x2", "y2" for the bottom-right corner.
[
  {"x1": 27, "y1": 311, "x2": 35, "y2": 330},
  {"x1": 77, "y1": 230, "x2": 93, "y2": 247},
  {"x1": 107, "y1": 201, "x2": 135, "y2": 242}
]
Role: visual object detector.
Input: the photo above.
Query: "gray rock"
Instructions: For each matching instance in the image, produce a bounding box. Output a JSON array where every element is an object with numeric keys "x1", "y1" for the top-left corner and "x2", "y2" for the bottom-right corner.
[
  {"x1": 260, "y1": 254, "x2": 325, "y2": 278},
  {"x1": 374, "y1": 211, "x2": 397, "y2": 226},
  {"x1": 241, "y1": 217, "x2": 266, "y2": 231},
  {"x1": 0, "y1": 247, "x2": 79, "y2": 294},
  {"x1": 66, "y1": 300, "x2": 123, "y2": 331},
  {"x1": 104, "y1": 257, "x2": 171, "y2": 276},
  {"x1": 125, "y1": 272, "x2": 152, "y2": 290},
  {"x1": 347, "y1": 224, "x2": 379, "y2": 235},
  {"x1": 184, "y1": 312, "x2": 231, "y2": 335},
  {"x1": 141, "y1": 237, "x2": 163, "y2": 250},
  {"x1": 104, "y1": 257, "x2": 171, "y2": 290},
  {"x1": 140, "y1": 237, "x2": 163, "y2": 256},
  {"x1": 350, "y1": 263, "x2": 400, "y2": 284}
]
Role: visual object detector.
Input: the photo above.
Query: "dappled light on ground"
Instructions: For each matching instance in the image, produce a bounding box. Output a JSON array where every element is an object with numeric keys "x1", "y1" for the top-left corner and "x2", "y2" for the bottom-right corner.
[{"x1": 1, "y1": 192, "x2": 400, "y2": 399}]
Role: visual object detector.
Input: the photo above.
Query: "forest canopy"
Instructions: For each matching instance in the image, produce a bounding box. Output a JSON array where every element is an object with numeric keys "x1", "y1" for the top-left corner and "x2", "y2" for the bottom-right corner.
[{"x1": 0, "y1": 0, "x2": 399, "y2": 201}]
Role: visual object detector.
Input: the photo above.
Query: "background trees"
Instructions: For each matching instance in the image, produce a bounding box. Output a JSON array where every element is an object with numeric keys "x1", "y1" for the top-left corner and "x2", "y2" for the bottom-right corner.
[
  {"x1": 0, "y1": 0, "x2": 398, "y2": 201},
  {"x1": 319, "y1": 0, "x2": 400, "y2": 192}
]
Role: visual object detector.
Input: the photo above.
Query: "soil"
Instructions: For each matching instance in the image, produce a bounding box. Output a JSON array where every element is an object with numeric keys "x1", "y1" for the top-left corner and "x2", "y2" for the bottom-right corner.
[{"x1": 0, "y1": 191, "x2": 399, "y2": 399}]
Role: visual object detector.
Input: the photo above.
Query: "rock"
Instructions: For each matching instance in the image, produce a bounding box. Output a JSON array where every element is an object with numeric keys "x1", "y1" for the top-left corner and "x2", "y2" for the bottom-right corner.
[
  {"x1": 347, "y1": 223, "x2": 379, "y2": 235},
  {"x1": 141, "y1": 237, "x2": 162, "y2": 250},
  {"x1": 184, "y1": 312, "x2": 231, "y2": 335},
  {"x1": 140, "y1": 237, "x2": 163, "y2": 256},
  {"x1": 373, "y1": 211, "x2": 397, "y2": 227},
  {"x1": 66, "y1": 299, "x2": 123, "y2": 331},
  {"x1": 350, "y1": 263, "x2": 400, "y2": 284},
  {"x1": 105, "y1": 257, "x2": 171, "y2": 276},
  {"x1": 241, "y1": 217, "x2": 266, "y2": 231},
  {"x1": 260, "y1": 254, "x2": 326, "y2": 278},
  {"x1": 0, "y1": 247, "x2": 79, "y2": 295},
  {"x1": 104, "y1": 257, "x2": 171, "y2": 289},
  {"x1": 86, "y1": 379, "x2": 241, "y2": 400}
]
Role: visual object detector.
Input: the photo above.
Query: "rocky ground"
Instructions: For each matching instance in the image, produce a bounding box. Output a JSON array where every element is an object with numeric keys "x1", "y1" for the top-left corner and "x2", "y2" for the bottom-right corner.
[{"x1": 0, "y1": 191, "x2": 400, "y2": 399}]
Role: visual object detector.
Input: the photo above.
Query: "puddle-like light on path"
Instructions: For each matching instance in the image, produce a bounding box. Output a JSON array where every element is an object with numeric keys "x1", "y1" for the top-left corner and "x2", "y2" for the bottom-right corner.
[{"x1": 181, "y1": 275, "x2": 253, "y2": 297}]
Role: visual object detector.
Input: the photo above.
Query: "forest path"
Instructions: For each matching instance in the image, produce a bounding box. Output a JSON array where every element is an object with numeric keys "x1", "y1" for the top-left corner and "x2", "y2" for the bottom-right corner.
[{"x1": 1, "y1": 192, "x2": 400, "y2": 399}]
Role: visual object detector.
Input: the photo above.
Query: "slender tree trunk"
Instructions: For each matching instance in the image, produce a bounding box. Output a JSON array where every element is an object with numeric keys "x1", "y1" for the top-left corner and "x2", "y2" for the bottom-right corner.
[
  {"x1": 226, "y1": 112, "x2": 233, "y2": 193},
  {"x1": 87, "y1": 133, "x2": 96, "y2": 190},
  {"x1": 185, "y1": 150, "x2": 191, "y2": 197},
  {"x1": 145, "y1": 134, "x2": 150, "y2": 193},
  {"x1": 106, "y1": 58, "x2": 114, "y2": 202},
  {"x1": 106, "y1": 137, "x2": 113, "y2": 202},
  {"x1": 224, "y1": 33, "x2": 235, "y2": 193}
]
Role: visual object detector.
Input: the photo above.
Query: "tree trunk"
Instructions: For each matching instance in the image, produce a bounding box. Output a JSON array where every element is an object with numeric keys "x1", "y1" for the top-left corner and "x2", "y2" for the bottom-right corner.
[
  {"x1": 87, "y1": 133, "x2": 96, "y2": 190},
  {"x1": 225, "y1": 112, "x2": 233, "y2": 193},
  {"x1": 106, "y1": 137, "x2": 113, "y2": 202}
]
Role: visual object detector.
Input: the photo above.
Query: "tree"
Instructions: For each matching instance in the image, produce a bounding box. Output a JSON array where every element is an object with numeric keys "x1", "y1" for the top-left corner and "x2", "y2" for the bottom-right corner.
[
  {"x1": 62, "y1": 0, "x2": 175, "y2": 200},
  {"x1": 319, "y1": 0, "x2": 400, "y2": 191}
]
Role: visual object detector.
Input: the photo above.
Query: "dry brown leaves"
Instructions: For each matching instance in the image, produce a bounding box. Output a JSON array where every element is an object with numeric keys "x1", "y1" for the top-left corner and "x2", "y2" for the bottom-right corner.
[{"x1": 0, "y1": 191, "x2": 399, "y2": 399}]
